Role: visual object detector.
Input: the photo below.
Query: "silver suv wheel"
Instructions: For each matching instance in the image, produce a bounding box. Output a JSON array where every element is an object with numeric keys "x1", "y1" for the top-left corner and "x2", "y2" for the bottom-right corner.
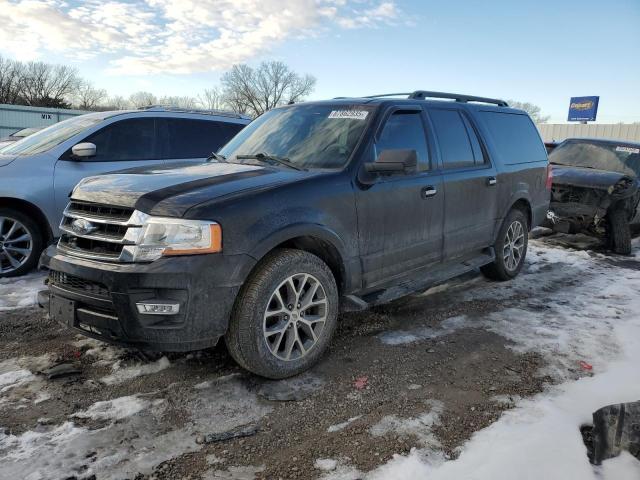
[
  {"x1": 0, "y1": 216, "x2": 33, "y2": 275},
  {"x1": 263, "y1": 273, "x2": 328, "y2": 361}
]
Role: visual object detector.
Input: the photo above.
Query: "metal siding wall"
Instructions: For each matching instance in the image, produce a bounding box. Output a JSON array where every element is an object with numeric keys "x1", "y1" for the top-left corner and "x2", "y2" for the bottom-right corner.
[
  {"x1": 0, "y1": 104, "x2": 90, "y2": 138},
  {"x1": 537, "y1": 123, "x2": 640, "y2": 143}
]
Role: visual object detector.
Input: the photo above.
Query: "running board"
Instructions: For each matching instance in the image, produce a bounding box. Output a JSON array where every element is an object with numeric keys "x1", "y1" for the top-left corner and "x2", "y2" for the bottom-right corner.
[
  {"x1": 340, "y1": 294, "x2": 369, "y2": 313},
  {"x1": 345, "y1": 249, "x2": 495, "y2": 309}
]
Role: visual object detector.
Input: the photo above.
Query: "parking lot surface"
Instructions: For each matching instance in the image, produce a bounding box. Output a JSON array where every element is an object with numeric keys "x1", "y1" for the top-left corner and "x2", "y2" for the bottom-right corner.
[{"x1": 1, "y1": 233, "x2": 639, "y2": 480}]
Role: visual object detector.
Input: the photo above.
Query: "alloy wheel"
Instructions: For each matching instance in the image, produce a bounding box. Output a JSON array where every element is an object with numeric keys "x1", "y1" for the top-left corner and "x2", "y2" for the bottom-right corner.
[
  {"x1": 0, "y1": 216, "x2": 33, "y2": 274},
  {"x1": 503, "y1": 220, "x2": 525, "y2": 271},
  {"x1": 263, "y1": 273, "x2": 328, "y2": 361}
]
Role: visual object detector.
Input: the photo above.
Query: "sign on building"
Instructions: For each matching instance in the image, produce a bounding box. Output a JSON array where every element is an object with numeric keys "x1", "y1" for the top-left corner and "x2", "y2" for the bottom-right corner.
[{"x1": 568, "y1": 96, "x2": 599, "y2": 122}]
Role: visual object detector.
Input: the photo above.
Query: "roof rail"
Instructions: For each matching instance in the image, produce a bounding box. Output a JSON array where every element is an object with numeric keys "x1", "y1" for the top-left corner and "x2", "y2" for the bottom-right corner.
[
  {"x1": 139, "y1": 105, "x2": 252, "y2": 120},
  {"x1": 363, "y1": 91, "x2": 509, "y2": 107},
  {"x1": 409, "y1": 91, "x2": 508, "y2": 106}
]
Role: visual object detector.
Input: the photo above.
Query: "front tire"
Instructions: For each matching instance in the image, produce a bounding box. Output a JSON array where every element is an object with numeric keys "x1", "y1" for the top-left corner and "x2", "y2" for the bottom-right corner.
[
  {"x1": 607, "y1": 208, "x2": 631, "y2": 255},
  {"x1": 225, "y1": 249, "x2": 339, "y2": 379},
  {"x1": 0, "y1": 208, "x2": 44, "y2": 278},
  {"x1": 481, "y1": 208, "x2": 529, "y2": 281}
]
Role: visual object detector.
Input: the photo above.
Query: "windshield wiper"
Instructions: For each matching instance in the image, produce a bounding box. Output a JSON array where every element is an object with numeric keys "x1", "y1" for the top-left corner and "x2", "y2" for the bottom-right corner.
[
  {"x1": 207, "y1": 152, "x2": 227, "y2": 163},
  {"x1": 235, "y1": 153, "x2": 303, "y2": 171}
]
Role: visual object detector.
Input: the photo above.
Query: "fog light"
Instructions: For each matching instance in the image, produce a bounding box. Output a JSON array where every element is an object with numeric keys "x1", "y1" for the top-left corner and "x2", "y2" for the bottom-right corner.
[{"x1": 136, "y1": 302, "x2": 180, "y2": 315}]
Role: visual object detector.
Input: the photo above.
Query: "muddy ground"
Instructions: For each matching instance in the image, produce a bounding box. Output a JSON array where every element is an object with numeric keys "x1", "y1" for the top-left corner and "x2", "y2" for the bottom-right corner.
[{"x1": 1, "y1": 231, "x2": 637, "y2": 480}]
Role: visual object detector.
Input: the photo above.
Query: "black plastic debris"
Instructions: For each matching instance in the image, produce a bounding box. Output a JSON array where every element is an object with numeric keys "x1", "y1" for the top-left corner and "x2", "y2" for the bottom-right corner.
[
  {"x1": 196, "y1": 425, "x2": 259, "y2": 445},
  {"x1": 584, "y1": 401, "x2": 640, "y2": 465},
  {"x1": 42, "y1": 363, "x2": 82, "y2": 380}
]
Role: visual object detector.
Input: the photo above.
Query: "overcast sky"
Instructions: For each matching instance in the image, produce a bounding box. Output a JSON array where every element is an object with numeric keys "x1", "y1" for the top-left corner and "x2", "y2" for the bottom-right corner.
[{"x1": 1, "y1": 0, "x2": 638, "y2": 123}]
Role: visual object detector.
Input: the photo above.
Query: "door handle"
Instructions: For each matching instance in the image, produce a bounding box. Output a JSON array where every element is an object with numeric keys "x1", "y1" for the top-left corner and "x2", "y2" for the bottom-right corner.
[
  {"x1": 421, "y1": 186, "x2": 438, "y2": 198},
  {"x1": 486, "y1": 176, "x2": 497, "y2": 186}
]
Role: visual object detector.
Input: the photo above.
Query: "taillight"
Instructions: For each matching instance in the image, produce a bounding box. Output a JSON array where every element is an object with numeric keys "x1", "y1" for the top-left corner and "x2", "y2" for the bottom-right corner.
[{"x1": 545, "y1": 164, "x2": 553, "y2": 190}]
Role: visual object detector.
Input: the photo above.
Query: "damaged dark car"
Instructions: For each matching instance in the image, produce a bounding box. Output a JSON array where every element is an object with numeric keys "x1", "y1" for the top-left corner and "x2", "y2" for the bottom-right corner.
[{"x1": 547, "y1": 138, "x2": 640, "y2": 254}]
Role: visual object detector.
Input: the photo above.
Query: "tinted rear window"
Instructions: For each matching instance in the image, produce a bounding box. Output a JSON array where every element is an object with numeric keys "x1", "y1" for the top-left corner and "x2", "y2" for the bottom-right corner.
[
  {"x1": 430, "y1": 109, "x2": 486, "y2": 169},
  {"x1": 480, "y1": 112, "x2": 547, "y2": 164},
  {"x1": 163, "y1": 119, "x2": 245, "y2": 159}
]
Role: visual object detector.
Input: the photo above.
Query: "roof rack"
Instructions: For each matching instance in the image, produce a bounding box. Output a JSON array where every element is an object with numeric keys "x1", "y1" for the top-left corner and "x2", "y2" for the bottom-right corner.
[
  {"x1": 139, "y1": 105, "x2": 252, "y2": 120},
  {"x1": 362, "y1": 91, "x2": 509, "y2": 107}
]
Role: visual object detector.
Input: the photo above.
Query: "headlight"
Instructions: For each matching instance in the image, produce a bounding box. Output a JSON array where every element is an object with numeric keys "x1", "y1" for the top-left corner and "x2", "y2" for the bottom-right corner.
[{"x1": 128, "y1": 217, "x2": 222, "y2": 262}]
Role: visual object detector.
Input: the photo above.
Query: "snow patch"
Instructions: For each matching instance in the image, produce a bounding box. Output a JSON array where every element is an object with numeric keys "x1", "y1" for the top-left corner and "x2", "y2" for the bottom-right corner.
[
  {"x1": 378, "y1": 316, "x2": 467, "y2": 345},
  {"x1": 0, "y1": 369, "x2": 34, "y2": 393},
  {"x1": 0, "y1": 377, "x2": 271, "y2": 479},
  {"x1": 370, "y1": 400, "x2": 443, "y2": 447},
  {"x1": 100, "y1": 356, "x2": 171, "y2": 385},
  {"x1": 315, "y1": 458, "x2": 339, "y2": 471},
  {"x1": 72, "y1": 395, "x2": 152, "y2": 421},
  {"x1": 0, "y1": 272, "x2": 46, "y2": 310},
  {"x1": 333, "y1": 238, "x2": 640, "y2": 479}
]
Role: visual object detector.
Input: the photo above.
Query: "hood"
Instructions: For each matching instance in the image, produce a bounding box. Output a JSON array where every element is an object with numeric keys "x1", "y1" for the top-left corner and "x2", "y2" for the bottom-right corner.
[
  {"x1": 0, "y1": 154, "x2": 17, "y2": 167},
  {"x1": 551, "y1": 164, "x2": 635, "y2": 190},
  {"x1": 72, "y1": 161, "x2": 319, "y2": 217}
]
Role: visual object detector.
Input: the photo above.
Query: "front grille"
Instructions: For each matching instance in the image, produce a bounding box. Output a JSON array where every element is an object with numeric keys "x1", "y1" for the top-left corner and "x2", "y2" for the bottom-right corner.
[
  {"x1": 58, "y1": 201, "x2": 147, "y2": 262},
  {"x1": 66, "y1": 201, "x2": 134, "y2": 222},
  {"x1": 49, "y1": 270, "x2": 110, "y2": 298}
]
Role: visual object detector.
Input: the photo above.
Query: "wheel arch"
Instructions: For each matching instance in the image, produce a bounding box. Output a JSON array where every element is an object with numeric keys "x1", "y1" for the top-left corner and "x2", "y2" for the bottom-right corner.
[
  {"x1": 247, "y1": 224, "x2": 351, "y2": 294},
  {"x1": 0, "y1": 197, "x2": 53, "y2": 244}
]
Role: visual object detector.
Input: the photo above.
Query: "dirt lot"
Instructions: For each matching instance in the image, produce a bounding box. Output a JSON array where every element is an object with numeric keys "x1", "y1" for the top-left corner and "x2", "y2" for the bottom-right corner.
[{"x1": 1, "y1": 232, "x2": 639, "y2": 480}]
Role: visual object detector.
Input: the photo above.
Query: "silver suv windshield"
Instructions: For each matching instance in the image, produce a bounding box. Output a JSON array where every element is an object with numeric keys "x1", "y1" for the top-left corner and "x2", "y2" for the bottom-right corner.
[
  {"x1": 0, "y1": 114, "x2": 104, "y2": 156},
  {"x1": 218, "y1": 104, "x2": 375, "y2": 170}
]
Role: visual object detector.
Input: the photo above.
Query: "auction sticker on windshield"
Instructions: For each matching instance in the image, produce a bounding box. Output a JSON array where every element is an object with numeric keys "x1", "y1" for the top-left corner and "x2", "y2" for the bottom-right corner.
[
  {"x1": 328, "y1": 110, "x2": 369, "y2": 120},
  {"x1": 616, "y1": 146, "x2": 640, "y2": 154}
]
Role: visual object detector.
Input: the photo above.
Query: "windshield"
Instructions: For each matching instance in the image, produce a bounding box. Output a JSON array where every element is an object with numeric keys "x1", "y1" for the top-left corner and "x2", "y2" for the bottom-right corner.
[
  {"x1": 0, "y1": 115, "x2": 104, "y2": 156},
  {"x1": 549, "y1": 140, "x2": 640, "y2": 177},
  {"x1": 218, "y1": 104, "x2": 375, "y2": 170}
]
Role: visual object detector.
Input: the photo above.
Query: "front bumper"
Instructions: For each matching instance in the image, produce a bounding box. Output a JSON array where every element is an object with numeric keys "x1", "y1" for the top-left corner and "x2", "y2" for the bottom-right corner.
[{"x1": 39, "y1": 245, "x2": 256, "y2": 351}]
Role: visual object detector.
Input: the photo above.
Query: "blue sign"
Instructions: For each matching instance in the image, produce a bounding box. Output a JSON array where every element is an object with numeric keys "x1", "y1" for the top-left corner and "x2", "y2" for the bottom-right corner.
[{"x1": 568, "y1": 96, "x2": 599, "y2": 122}]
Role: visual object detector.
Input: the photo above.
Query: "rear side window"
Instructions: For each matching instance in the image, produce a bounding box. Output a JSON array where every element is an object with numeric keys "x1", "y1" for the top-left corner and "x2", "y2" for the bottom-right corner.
[
  {"x1": 84, "y1": 118, "x2": 157, "y2": 161},
  {"x1": 163, "y1": 119, "x2": 245, "y2": 159},
  {"x1": 429, "y1": 109, "x2": 484, "y2": 169},
  {"x1": 480, "y1": 112, "x2": 547, "y2": 164},
  {"x1": 376, "y1": 110, "x2": 429, "y2": 171}
]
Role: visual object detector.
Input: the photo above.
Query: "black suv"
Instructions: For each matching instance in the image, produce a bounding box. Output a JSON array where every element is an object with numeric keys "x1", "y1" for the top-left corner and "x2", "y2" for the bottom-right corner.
[{"x1": 40, "y1": 91, "x2": 550, "y2": 378}]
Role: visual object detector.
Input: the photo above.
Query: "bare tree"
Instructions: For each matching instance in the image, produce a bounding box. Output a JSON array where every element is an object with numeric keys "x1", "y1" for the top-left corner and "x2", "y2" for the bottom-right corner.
[
  {"x1": 20, "y1": 61, "x2": 81, "y2": 108},
  {"x1": 73, "y1": 81, "x2": 107, "y2": 110},
  {"x1": 221, "y1": 61, "x2": 316, "y2": 117},
  {"x1": 197, "y1": 87, "x2": 227, "y2": 110},
  {"x1": 129, "y1": 91, "x2": 157, "y2": 108},
  {"x1": 0, "y1": 55, "x2": 26, "y2": 104},
  {"x1": 107, "y1": 95, "x2": 130, "y2": 110},
  {"x1": 158, "y1": 95, "x2": 198, "y2": 109},
  {"x1": 508, "y1": 100, "x2": 550, "y2": 123}
]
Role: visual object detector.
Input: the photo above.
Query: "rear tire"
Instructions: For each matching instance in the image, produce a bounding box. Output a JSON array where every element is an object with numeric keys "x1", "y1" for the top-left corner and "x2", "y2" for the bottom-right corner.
[
  {"x1": 481, "y1": 208, "x2": 529, "y2": 281},
  {"x1": 0, "y1": 208, "x2": 44, "y2": 278},
  {"x1": 225, "y1": 249, "x2": 339, "y2": 379},
  {"x1": 608, "y1": 209, "x2": 631, "y2": 255}
]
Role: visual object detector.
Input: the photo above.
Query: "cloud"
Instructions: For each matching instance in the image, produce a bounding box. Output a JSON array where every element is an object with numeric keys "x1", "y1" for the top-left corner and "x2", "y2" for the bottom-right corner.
[{"x1": 0, "y1": 0, "x2": 404, "y2": 74}]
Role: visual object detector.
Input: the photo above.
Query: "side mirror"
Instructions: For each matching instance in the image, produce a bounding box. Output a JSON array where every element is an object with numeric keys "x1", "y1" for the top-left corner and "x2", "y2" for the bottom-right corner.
[
  {"x1": 70, "y1": 142, "x2": 96, "y2": 159},
  {"x1": 365, "y1": 149, "x2": 417, "y2": 175}
]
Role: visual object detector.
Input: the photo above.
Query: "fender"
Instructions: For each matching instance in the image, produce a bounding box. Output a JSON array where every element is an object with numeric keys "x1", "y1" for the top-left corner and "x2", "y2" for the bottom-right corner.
[
  {"x1": 248, "y1": 222, "x2": 360, "y2": 292},
  {"x1": 493, "y1": 188, "x2": 532, "y2": 240}
]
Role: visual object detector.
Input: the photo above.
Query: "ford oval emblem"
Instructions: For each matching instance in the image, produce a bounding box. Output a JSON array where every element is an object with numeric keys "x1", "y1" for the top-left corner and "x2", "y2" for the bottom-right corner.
[{"x1": 71, "y1": 218, "x2": 98, "y2": 235}]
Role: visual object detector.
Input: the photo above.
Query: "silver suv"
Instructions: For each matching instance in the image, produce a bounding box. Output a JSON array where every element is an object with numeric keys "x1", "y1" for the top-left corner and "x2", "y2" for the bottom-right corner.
[{"x1": 0, "y1": 107, "x2": 251, "y2": 277}]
